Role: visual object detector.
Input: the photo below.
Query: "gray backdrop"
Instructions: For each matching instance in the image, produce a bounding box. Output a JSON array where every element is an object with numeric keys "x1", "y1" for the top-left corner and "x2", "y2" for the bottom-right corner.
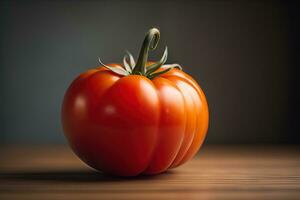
[{"x1": 0, "y1": 0, "x2": 298, "y2": 144}]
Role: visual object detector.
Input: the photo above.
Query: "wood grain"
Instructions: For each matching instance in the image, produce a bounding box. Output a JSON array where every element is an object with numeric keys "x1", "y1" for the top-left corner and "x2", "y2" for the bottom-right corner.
[{"x1": 0, "y1": 145, "x2": 299, "y2": 200}]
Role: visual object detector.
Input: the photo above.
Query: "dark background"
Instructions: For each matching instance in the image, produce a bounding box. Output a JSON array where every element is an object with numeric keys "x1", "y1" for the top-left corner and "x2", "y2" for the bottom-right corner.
[{"x1": 0, "y1": 0, "x2": 299, "y2": 144}]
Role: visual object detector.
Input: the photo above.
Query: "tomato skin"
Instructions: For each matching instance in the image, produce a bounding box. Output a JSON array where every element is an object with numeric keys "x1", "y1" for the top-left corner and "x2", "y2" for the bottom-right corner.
[{"x1": 62, "y1": 65, "x2": 209, "y2": 176}]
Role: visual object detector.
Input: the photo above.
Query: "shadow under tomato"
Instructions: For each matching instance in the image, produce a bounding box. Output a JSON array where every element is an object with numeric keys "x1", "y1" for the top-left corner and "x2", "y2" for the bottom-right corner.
[{"x1": 0, "y1": 169, "x2": 175, "y2": 183}]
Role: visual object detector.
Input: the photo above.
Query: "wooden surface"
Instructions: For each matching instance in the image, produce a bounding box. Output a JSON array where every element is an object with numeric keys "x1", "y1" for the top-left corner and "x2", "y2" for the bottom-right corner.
[{"x1": 0, "y1": 145, "x2": 299, "y2": 200}]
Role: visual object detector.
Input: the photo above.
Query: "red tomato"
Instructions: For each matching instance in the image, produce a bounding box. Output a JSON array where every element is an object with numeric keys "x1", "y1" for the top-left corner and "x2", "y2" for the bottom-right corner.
[{"x1": 62, "y1": 28, "x2": 209, "y2": 176}]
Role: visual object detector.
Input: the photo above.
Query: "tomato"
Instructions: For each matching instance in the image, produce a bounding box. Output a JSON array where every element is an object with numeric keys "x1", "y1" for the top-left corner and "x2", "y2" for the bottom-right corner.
[{"x1": 62, "y1": 28, "x2": 209, "y2": 176}]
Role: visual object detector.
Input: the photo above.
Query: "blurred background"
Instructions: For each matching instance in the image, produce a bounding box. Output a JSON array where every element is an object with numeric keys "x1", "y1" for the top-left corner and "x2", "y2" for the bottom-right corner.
[{"x1": 0, "y1": 0, "x2": 299, "y2": 144}]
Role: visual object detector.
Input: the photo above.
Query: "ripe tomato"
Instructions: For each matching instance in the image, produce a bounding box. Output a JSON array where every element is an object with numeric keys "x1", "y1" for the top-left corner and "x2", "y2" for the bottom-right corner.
[{"x1": 62, "y1": 28, "x2": 209, "y2": 176}]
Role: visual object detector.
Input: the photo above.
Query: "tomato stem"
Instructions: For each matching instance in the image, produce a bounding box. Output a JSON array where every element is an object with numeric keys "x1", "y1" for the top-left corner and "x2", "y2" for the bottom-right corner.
[
  {"x1": 132, "y1": 28, "x2": 160, "y2": 75},
  {"x1": 98, "y1": 28, "x2": 182, "y2": 79}
]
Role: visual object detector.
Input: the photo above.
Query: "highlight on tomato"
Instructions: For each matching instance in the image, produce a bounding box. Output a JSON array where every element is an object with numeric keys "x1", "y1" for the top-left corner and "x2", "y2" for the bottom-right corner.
[{"x1": 62, "y1": 28, "x2": 209, "y2": 176}]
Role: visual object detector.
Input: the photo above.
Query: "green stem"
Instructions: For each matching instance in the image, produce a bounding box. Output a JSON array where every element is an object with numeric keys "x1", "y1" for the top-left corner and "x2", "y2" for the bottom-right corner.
[
  {"x1": 132, "y1": 28, "x2": 160, "y2": 75},
  {"x1": 98, "y1": 28, "x2": 182, "y2": 78}
]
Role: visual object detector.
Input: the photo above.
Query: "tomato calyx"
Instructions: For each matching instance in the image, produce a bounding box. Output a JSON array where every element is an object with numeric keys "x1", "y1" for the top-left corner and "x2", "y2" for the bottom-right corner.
[{"x1": 98, "y1": 28, "x2": 182, "y2": 79}]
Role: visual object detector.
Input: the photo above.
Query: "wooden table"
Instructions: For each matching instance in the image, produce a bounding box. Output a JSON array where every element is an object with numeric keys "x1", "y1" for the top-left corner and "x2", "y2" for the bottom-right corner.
[{"x1": 0, "y1": 145, "x2": 299, "y2": 199}]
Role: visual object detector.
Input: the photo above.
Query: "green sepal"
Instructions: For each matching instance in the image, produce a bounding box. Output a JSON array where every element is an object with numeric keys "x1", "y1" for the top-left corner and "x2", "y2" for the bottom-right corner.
[
  {"x1": 123, "y1": 55, "x2": 132, "y2": 72},
  {"x1": 126, "y1": 51, "x2": 136, "y2": 69},
  {"x1": 148, "y1": 64, "x2": 182, "y2": 79},
  {"x1": 145, "y1": 46, "x2": 168, "y2": 75},
  {"x1": 123, "y1": 51, "x2": 136, "y2": 72},
  {"x1": 98, "y1": 58, "x2": 129, "y2": 76}
]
